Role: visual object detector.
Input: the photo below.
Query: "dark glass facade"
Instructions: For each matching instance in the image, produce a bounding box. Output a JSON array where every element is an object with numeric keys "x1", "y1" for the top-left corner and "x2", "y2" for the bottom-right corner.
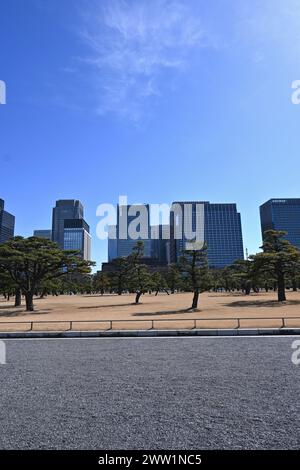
[
  {"x1": 260, "y1": 199, "x2": 300, "y2": 249},
  {"x1": 170, "y1": 201, "x2": 244, "y2": 268},
  {"x1": 0, "y1": 198, "x2": 15, "y2": 243},
  {"x1": 52, "y1": 200, "x2": 84, "y2": 249},
  {"x1": 33, "y1": 229, "x2": 52, "y2": 240},
  {"x1": 151, "y1": 225, "x2": 169, "y2": 264},
  {"x1": 108, "y1": 225, "x2": 118, "y2": 261},
  {"x1": 63, "y1": 219, "x2": 91, "y2": 260},
  {"x1": 115, "y1": 204, "x2": 151, "y2": 258}
]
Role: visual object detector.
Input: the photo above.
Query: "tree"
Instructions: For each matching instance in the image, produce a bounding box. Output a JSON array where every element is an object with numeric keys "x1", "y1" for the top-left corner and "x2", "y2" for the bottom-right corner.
[
  {"x1": 0, "y1": 270, "x2": 20, "y2": 305},
  {"x1": 151, "y1": 272, "x2": 169, "y2": 296},
  {"x1": 229, "y1": 259, "x2": 262, "y2": 295},
  {"x1": 166, "y1": 264, "x2": 182, "y2": 294},
  {"x1": 179, "y1": 244, "x2": 211, "y2": 309},
  {"x1": 0, "y1": 237, "x2": 94, "y2": 311},
  {"x1": 93, "y1": 272, "x2": 111, "y2": 295},
  {"x1": 251, "y1": 230, "x2": 300, "y2": 302},
  {"x1": 110, "y1": 257, "x2": 130, "y2": 295},
  {"x1": 128, "y1": 241, "x2": 152, "y2": 304}
]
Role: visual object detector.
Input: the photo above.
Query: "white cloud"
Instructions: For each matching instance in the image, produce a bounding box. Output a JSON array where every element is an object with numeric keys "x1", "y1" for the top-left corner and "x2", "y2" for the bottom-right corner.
[
  {"x1": 79, "y1": 0, "x2": 212, "y2": 120},
  {"x1": 235, "y1": 0, "x2": 300, "y2": 62}
]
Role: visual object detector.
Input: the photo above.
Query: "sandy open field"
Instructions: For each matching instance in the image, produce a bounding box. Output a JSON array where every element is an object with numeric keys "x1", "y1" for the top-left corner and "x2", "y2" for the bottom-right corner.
[{"x1": 1, "y1": 290, "x2": 300, "y2": 331}]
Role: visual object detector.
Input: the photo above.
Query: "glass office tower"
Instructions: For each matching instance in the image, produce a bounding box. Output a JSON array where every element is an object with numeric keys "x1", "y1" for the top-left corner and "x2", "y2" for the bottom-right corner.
[
  {"x1": 151, "y1": 225, "x2": 169, "y2": 264},
  {"x1": 170, "y1": 201, "x2": 244, "y2": 268},
  {"x1": 0, "y1": 198, "x2": 15, "y2": 243},
  {"x1": 115, "y1": 204, "x2": 151, "y2": 258},
  {"x1": 108, "y1": 225, "x2": 118, "y2": 261},
  {"x1": 63, "y1": 219, "x2": 91, "y2": 260},
  {"x1": 52, "y1": 200, "x2": 84, "y2": 249},
  {"x1": 260, "y1": 198, "x2": 300, "y2": 249}
]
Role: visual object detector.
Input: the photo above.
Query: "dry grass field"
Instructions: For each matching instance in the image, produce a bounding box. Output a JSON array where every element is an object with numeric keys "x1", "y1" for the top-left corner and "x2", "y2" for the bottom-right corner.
[{"x1": 1, "y1": 290, "x2": 300, "y2": 331}]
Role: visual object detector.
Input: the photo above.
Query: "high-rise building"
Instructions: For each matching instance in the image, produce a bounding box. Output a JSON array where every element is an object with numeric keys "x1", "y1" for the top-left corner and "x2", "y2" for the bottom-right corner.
[
  {"x1": 151, "y1": 225, "x2": 170, "y2": 264},
  {"x1": 0, "y1": 198, "x2": 15, "y2": 243},
  {"x1": 108, "y1": 225, "x2": 118, "y2": 261},
  {"x1": 51, "y1": 199, "x2": 91, "y2": 259},
  {"x1": 63, "y1": 219, "x2": 91, "y2": 260},
  {"x1": 260, "y1": 198, "x2": 300, "y2": 249},
  {"x1": 170, "y1": 201, "x2": 244, "y2": 268},
  {"x1": 115, "y1": 204, "x2": 151, "y2": 258},
  {"x1": 52, "y1": 200, "x2": 83, "y2": 249},
  {"x1": 33, "y1": 229, "x2": 52, "y2": 240}
]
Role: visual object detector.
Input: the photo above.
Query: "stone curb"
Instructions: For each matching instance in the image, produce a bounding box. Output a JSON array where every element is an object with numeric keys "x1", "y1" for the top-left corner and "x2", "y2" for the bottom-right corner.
[{"x1": 0, "y1": 327, "x2": 299, "y2": 339}]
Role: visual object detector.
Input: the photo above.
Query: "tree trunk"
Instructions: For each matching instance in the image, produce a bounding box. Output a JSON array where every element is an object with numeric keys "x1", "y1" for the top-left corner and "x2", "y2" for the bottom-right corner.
[
  {"x1": 25, "y1": 292, "x2": 34, "y2": 311},
  {"x1": 15, "y1": 288, "x2": 21, "y2": 307},
  {"x1": 192, "y1": 290, "x2": 199, "y2": 309},
  {"x1": 135, "y1": 291, "x2": 142, "y2": 304},
  {"x1": 277, "y1": 273, "x2": 286, "y2": 302},
  {"x1": 245, "y1": 281, "x2": 251, "y2": 295}
]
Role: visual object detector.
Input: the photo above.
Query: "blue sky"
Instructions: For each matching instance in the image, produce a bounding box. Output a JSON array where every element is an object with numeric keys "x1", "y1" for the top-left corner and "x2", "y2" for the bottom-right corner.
[{"x1": 1, "y1": 0, "x2": 300, "y2": 270}]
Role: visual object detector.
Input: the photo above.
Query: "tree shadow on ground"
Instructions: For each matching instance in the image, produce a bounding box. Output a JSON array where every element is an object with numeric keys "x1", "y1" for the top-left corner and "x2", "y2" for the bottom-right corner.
[
  {"x1": 224, "y1": 299, "x2": 300, "y2": 308},
  {"x1": 132, "y1": 308, "x2": 200, "y2": 317},
  {"x1": 82, "y1": 294, "x2": 117, "y2": 298},
  {"x1": 0, "y1": 305, "x2": 23, "y2": 310},
  {"x1": 208, "y1": 293, "x2": 267, "y2": 298},
  {"x1": 78, "y1": 303, "x2": 137, "y2": 309},
  {"x1": 0, "y1": 309, "x2": 52, "y2": 318}
]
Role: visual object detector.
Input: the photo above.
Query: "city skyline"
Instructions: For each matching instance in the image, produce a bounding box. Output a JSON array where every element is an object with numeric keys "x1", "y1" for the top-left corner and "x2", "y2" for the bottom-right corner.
[
  {"x1": 3, "y1": 194, "x2": 300, "y2": 270},
  {"x1": 1, "y1": 0, "x2": 300, "y2": 271}
]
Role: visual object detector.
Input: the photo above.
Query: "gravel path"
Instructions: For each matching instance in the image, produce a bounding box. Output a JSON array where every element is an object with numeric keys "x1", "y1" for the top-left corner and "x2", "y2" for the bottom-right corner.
[{"x1": 0, "y1": 337, "x2": 299, "y2": 449}]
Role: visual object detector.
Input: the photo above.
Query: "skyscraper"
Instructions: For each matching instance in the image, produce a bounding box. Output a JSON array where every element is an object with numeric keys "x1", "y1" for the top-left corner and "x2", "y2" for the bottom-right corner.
[
  {"x1": 51, "y1": 199, "x2": 91, "y2": 259},
  {"x1": 115, "y1": 204, "x2": 151, "y2": 258},
  {"x1": 63, "y1": 219, "x2": 91, "y2": 260},
  {"x1": 0, "y1": 198, "x2": 15, "y2": 243},
  {"x1": 260, "y1": 198, "x2": 300, "y2": 249},
  {"x1": 108, "y1": 225, "x2": 118, "y2": 261},
  {"x1": 151, "y1": 225, "x2": 170, "y2": 264},
  {"x1": 52, "y1": 200, "x2": 83, "y2": 249},
  {"x1": 170, "y1": 201, "x2": 244, "y2": 268}
]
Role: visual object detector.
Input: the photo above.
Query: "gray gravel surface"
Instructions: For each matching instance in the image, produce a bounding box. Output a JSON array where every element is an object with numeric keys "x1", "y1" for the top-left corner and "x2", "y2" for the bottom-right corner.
[{"x1": 0, "y1": 337, "x2": 299, "y2": 450}]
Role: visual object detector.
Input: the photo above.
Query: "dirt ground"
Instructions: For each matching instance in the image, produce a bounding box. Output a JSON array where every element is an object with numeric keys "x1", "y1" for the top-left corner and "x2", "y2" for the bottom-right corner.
[{"x1": 1, "y1": 291, "x2": 300, "y2": 331}]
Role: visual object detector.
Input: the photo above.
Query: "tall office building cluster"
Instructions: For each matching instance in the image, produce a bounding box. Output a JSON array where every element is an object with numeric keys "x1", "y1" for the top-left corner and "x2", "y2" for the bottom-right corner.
[
  {"x1": 34, "y1": 199, "x2": 91, "y2": 260},
  {"x1": 2, "y1": 196, "x2": 300, "y2": 269},
  {"x1": 105, "y1": 201, "x2": 244, "y2": 271},
  {"x1": 0, "y1": 197, "x2": 91, "y2": 260},
  {"x1": 0, "y1": 198, "x2": 15, "y2": 243}
]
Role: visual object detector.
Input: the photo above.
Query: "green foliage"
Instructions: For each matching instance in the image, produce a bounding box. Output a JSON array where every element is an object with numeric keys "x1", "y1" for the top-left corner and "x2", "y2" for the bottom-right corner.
[
  {"x1": 0, "y1": 236, "x2": 94, "y2": 310},
  {"x1": 127, "y1": 241, "x2": 152, "y2": 303},
  {"x1": 109, "y1": 257, "x2": 131, "y2": 295},
  {"x1": 93, "y1": 272, "x2": 111, "y2": 294},
  {"x1": 179, "y1": 244, "x2": 211, "y2": 309},
  {"x1": 166, "y1": 264, "x2": 182, "y2": 293},
  {"x1": 251, "y1": 230, "x2": 300, "y2": 301}
]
